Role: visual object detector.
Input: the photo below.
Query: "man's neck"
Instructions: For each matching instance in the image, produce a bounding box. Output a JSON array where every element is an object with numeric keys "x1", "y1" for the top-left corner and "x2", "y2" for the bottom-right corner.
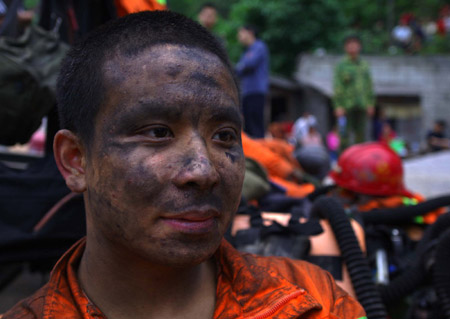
[
  {"x1": 347, "y1": 54, "x2": 359, "y2": 61},
  {"x1": 246, "y1": 38, "x2": 256, "y2": 47},
  {"x1": 78, "y1": 239, "x2": 217, "y2": 319}
]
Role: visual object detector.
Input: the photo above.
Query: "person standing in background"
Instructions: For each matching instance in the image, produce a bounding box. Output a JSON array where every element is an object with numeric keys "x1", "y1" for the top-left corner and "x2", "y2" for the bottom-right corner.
[
  {"x1": 326, "y1": 125, "x2": 340, "y2": 163},
  {"x1": 333, "y1": 35, "x2": 375, "y2": 150},
  {"x1": 236, "y1": 25, "x2": 269, "y2": 138},
  {"x1": 427, "y1": 119, "x2": 449, "y2": 152},
  {"x1": 292, "y1": 111, "x2": 317, "y2": 146},
  {"x1": 197, "y1": 2, "x2": 217, "y2": 32},
  {"x1": 197, "y1": 2, "x2": 226, "y2": 47}
]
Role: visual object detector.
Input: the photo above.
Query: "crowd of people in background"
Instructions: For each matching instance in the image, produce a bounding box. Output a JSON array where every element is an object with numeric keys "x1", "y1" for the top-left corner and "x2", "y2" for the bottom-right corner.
[
  {"x1": 199, "y1": 2, "x2": 450, "y2": 161},
  {"x1": 391, "y1": 5, "x2": 450, "y2": 54},
  {"x1": 197, "y1": 3, "x2": 450, "y2": 165},
  {"x1": 197, "y1": 4, "x2": 449, "y2": 166},
  {"x1": 1, "y1": 0, "x2": 447, "y2": 163}
]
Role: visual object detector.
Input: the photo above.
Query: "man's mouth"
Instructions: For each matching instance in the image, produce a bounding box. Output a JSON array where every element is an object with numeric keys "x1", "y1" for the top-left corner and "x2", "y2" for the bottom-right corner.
[{"x1": 160, "y1": 209, "x2": 220, "y2": 234}]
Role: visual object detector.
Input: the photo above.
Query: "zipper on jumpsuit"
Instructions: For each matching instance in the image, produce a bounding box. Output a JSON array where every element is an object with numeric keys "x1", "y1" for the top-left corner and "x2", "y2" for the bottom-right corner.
[{"x1": 249, "y1": 289, "x2": 307, "y2": 319}]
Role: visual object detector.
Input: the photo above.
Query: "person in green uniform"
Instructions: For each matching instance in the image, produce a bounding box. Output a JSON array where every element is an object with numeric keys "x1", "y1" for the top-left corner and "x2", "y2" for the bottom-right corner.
[{"x1": 333, "y1": 35, "x2": 375, "y2": 150}]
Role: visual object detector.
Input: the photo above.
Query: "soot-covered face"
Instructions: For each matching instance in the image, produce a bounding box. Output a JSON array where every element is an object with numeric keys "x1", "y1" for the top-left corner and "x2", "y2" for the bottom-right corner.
[{"x1": 84, "y1": 45, "x2": 244, "y2": 266}]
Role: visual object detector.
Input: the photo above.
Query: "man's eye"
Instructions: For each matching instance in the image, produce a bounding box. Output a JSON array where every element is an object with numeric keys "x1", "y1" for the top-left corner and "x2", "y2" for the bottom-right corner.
[
  {"x1": 140, "y1": 126, "x2": 174, "y2": 139},
  {"x1": 213, "y1": 129, "x2": 237, "y2": 144}
]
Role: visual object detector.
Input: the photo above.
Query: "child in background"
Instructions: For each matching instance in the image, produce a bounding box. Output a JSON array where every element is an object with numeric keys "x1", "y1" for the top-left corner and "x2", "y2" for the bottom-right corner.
[{"x1": 326, "y1": 125, "x2": 340, "y2": 163}]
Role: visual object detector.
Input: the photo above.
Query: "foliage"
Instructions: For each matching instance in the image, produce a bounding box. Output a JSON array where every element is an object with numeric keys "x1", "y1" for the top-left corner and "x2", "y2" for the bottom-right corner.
[
  {"x1": 167, "y1": 0, "x2": 450, "y2": 77},
  {"x1": 395, "y1": 0, "x2": 450, "y2": 19},
  {"x1": 339, "y1": 0, "x2": 387, "y2": 29},
  {"x1": 422, "y1": 35, "x2": 450, "y2": 54},
  {"x1": 216, "y1": 0, "x2": 347, "y2": 76}
]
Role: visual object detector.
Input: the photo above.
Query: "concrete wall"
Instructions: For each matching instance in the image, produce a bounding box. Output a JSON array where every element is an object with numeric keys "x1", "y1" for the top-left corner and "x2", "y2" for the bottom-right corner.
[
  {"x1": 297, "y1": 86, "x2": 332, "y2": 137},
  {"x1": 295, "y1": 54, "x2": 450, "y2": 140},
  {"x1": 268, "y1": 76, "x2": 333, "y2": 138}
]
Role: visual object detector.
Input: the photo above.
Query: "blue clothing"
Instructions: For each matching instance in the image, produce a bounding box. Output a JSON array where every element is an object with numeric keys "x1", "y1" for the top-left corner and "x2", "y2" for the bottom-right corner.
[
  {"x1": 242, "y1": 93, "x2": 265, "y2": 138},
  {"x1": 236, "y1": 40, "x2": 269, "y2": 96}
]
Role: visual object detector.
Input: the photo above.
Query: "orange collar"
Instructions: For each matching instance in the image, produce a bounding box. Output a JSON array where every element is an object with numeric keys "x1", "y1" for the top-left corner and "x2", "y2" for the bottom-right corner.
[{"x1": 37, "y1": 238, "x2": 321, "y2": 319}]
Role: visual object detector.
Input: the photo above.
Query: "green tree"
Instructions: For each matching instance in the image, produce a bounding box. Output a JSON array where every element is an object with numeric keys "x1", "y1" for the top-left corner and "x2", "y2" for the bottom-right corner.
[
  {"x1": 217, "y1": 0, "x2": 347, "y2": 76},
  {"x1": 168, "y1": 0, "x2": 450, "y2": 76}
]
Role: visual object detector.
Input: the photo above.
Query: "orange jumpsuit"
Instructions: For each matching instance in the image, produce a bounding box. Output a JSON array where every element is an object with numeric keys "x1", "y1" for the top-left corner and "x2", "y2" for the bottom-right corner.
[
  {"x1": 115, "y1": 0, "x2": 167, "y2": 17},
  {"x1": 241, "y1": 133, "x2": 314, "y2": 198},
  {"x1": 3, "y1": 238, "x2": 366, "y2": 319}
]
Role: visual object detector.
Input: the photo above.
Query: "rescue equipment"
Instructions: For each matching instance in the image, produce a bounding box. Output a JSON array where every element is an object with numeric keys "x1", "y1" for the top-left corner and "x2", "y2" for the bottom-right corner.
[{"x1": 330, "y1": 142, "x2": 412, "y2": 196}]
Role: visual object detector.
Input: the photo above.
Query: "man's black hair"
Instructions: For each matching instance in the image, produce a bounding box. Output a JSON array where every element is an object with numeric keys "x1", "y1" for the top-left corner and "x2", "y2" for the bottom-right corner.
[
  {"x1": 242, "y1": 24, "x2": 259, "y2": 38},
  {"x1": 57, "y1": 10, "x2": 238, "y2": 147},
  {"x1": 199, "y1": 2, "x2": 217, "y2": 11}
]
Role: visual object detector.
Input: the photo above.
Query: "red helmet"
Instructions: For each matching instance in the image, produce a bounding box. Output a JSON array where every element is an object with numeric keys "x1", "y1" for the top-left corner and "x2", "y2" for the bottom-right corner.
[{"x1": 330, "y1": 142, "x2": 412, "y2": 196}]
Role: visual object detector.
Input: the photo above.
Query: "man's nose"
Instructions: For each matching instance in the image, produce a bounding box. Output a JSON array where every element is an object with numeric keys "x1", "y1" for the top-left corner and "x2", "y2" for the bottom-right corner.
[{"x1": 173, "y1": 138, "x2": 220, "y2": 190}]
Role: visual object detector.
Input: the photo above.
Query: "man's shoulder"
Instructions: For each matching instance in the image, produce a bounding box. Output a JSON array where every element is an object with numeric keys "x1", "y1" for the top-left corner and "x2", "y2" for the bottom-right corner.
[
  {"x1": 3, "y1": 280, "x2": 86, "y2": 319},
  {"x1": 220, "y1": 240, "x2": 332, "y2": 281},
  {"x1": 335, "y1": 58, "x2": 351, "y2": 73},
  {"x1": 336, "y1": 56, "x2": 349, "y2": 66},
  {"x1": 238, "y1": 249, "x2": 336, "y2": 288},
  {"x1": 253, "y1": 40, "x2": 268, "y2": 52},
  {"x1": 3, "y1": 240, "x2": 88, "y2": 319},
  {"x1": 2, "y1": 284, "x2": 50, "y2": 319}
]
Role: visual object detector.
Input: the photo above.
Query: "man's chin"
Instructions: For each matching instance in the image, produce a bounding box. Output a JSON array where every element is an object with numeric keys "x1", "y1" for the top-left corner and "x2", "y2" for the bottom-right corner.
[{"x1": 142, "y1": 236, "x2": 222, "y2": 267}]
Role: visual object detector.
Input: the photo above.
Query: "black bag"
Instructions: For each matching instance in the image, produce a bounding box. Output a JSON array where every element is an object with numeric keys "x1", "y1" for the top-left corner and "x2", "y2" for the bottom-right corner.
[{"x1": 0, "y1": 24, "x2": 68, "y2": 145}]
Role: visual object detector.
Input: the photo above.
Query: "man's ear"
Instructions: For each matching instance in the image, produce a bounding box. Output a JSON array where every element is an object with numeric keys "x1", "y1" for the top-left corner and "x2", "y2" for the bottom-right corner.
[{"x1": 53, "y1": 129, "x2": 87, "y2": 193}]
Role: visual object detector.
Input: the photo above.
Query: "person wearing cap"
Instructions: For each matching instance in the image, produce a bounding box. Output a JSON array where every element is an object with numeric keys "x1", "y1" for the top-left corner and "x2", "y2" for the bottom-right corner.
[
  {"x1": 329, "y1": 142, "x2": 445, "y2": 225},
  {"x1": 333, "y1": 35, "x2": 375, "y2": 150}
]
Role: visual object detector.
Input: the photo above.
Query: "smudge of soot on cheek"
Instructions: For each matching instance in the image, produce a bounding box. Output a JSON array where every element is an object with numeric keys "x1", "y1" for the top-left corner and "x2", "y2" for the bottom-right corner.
[
  {"x1": 118, "y1": 157, "x2": 169, "y2": 206},
  {"x1": 218, "y1": 147, "x2": 245, "y2": 208},
  {"x1": 95, "y1": 140, "x2": 169, "y2": 209},
  {"x1": 86, "y1": 187, "x2": 131, "y2": 242},
  {"x1": 224, "y1": 144, "x2": 244, "y2": 165},
  {"x1": 225, "y1": 152, "x2": 236, "y2": 164}
]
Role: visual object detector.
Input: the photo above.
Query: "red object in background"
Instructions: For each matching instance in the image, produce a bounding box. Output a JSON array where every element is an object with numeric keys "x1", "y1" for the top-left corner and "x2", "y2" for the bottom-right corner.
[
  {"x1": 115, "y1": 0, "x2": 167, "y2": 17},
  {"x1": 437, "y1": 4, "x2": 450, "y2": 35},
  {"x1": 437, "y1": 19, "x2": 446, "y2": 34},
  {"x1": 330, "y1": 142, "x2": 412, "y2": 197},
  {"x1": 400, "y1": 12, "x2": 414, "y2": 25}
]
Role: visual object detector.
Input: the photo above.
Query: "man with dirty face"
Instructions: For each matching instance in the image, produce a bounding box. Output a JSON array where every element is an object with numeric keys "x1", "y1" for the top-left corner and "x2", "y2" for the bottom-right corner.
[{"x1": 3, "y1": 11, "x2": 366, "y2": 319}]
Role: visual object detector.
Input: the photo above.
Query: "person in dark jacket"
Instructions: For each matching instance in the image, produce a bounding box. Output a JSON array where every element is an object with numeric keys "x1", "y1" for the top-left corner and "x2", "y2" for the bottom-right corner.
[
  {"x1": 236, "y1": 24, "x2": 269, "y2": 138},
  {"x1": 427, "y1": 119, "x2": 449, "y2": 152}
]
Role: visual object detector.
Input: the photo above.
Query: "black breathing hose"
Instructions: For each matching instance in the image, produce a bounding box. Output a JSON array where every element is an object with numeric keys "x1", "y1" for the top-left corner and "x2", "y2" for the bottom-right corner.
[
  {"x1": 378, "y1": 212, "x2": 450, "y2": 304},
  {"x1": 378, "y1": 263, "x2": 425, "y2": 305},
  {"x1": 306, "y1": 185, "x2": 336, "y2": 202},
  {"x1": 311, "y1": 196, "x2": 388, "y2": 319},
  {"x1": 417, "y1": 210, "x2": 450, "y2": 247},
  {"x1": 359, "y1": 195, "x2": 450, "y2": 225},
  {"x1": 433, "y1": 228, "x2": 450, "y2": 319}
]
